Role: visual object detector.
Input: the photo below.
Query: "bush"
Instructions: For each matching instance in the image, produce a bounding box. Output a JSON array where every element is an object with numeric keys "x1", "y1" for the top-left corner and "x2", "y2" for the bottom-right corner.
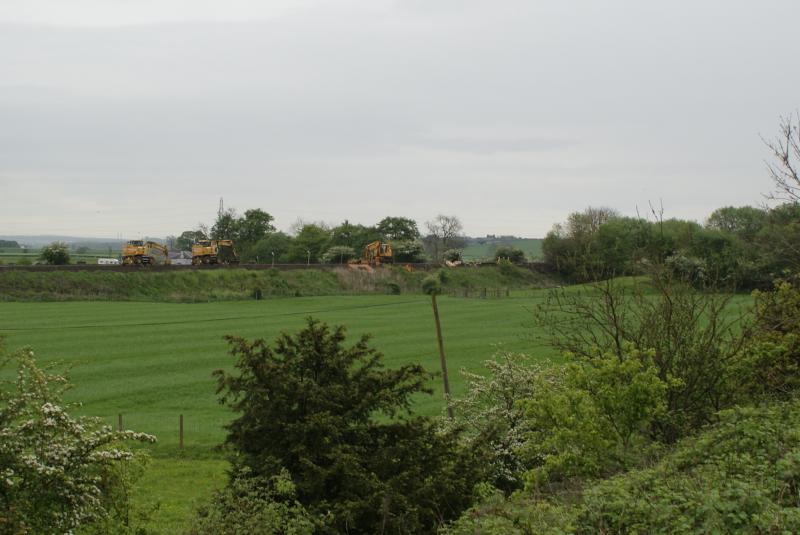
[
  {"x1": 442, "y1": 351, "x2": 542, "y2": 493},
  {"x1": 392, "y1": 239, "x2": 426, "y2": 263},
  {"x1": 213, "y1": 319, "x2": 483, "y2": 534},
  {"x1": 321, "y1": 245, "x2": 356, "y2": 264},
  {"x1": 521, "y1": 347, "x2": 667, "y2": 488},
  {"x1": 494, "y1": 246, "x2": 526, "y2": 264},
  {"x1": 189, "y1": 468, "x2": 316, "y2": 535},
  {"x1": 446, "y1": 399, "x2": 800, "y2": 534},
  {"x1": 737, "y1": 279, "x2": 800, "y2": 399},
  {"x1": 0, "y1": 342, "x2": 155, "y2": 534},
  {"x1": 422, "y1": 275, "x2": 442, "y2": 295},
  {"x1": 533, "y1": 274, "x2": 749, "y2": 443},
  {"x1": 575, "y1": 401, "x2": 800, "y2": 534},
  {"x1": 443, "y1": 249, "x2": 463, "y2": 262},
  {"x1": 39, "y1": 242, "x2": 70, "y2": 265}
]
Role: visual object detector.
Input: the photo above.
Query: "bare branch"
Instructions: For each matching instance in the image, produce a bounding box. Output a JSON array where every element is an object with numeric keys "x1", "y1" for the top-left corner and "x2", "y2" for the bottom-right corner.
[{"x1": 763, "y1": 112, "x2": 800, "y2": 203}]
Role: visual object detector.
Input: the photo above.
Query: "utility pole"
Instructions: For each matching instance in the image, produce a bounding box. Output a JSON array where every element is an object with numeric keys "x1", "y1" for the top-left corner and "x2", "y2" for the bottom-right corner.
[
  {"x1": 423, "y1": 276, "x2": 453, "y2": 419},
  {"x1": 431, "y1": 292, "x2": 453, "y2": 419}
]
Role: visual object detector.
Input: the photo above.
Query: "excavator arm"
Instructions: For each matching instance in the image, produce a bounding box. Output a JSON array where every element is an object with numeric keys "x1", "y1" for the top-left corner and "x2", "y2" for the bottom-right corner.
[{"x1": 145, "y1": 241, "x2": 171, "y2": 265}]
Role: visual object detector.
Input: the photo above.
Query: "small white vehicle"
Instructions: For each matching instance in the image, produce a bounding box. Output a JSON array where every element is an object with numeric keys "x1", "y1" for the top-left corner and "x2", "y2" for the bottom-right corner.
[{"x1": 97, "y1": 258, "x2": 120, "y2": 265}]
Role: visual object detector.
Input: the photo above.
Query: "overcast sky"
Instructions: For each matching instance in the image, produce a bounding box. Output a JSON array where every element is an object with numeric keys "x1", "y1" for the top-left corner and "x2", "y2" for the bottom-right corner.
[{"x1": 1, "y1": 0, "x2": 798, "y2": 239}]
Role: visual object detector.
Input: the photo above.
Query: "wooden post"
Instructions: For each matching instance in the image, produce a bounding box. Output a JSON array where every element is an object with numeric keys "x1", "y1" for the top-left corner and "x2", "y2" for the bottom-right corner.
[
  {"x1": 431, "y1": 293, "x2": 454, "y2": 419},
  {"x1": 179, "y1": 414, "x2": 184, "y2": 449},
  {"x1": 118, "y1": 413, "x2": 123, "y2": 432}
]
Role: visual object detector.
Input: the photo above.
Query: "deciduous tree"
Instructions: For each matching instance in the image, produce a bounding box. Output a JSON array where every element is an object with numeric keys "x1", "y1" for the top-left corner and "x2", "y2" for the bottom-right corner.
[{"x1": 39, "y1": 241, "x2": 70, "y2": 265}]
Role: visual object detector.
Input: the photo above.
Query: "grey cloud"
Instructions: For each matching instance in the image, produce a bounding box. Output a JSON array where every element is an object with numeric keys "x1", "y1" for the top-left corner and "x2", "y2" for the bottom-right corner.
[{"x1": 1, "y1": 0, "x2": 798, "y2": 238}]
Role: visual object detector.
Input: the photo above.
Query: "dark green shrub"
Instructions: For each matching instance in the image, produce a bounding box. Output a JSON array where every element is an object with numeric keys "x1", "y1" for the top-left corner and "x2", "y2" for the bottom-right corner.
[
  {"x1": 385, "y1": 281, "x2": 401, "y2": 295},
  {"x1": 214, "y1": 319, "x2": 483, "y2": 534},
  {"x1": 494, "y1": 246, "x2": 525, "y2": 264}
]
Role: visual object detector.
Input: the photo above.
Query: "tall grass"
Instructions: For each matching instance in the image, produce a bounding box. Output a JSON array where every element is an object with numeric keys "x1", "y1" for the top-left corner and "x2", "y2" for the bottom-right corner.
[{"x1": 0, "y1": 265, "x2": 556, "y2": 302}]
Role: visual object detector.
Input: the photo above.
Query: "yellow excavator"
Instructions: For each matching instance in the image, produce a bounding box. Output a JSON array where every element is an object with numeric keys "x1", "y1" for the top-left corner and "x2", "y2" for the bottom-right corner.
[
  {"x1": 191, "y1": 239, "x2": 239, "y2": 265},
  {"x1": 121, "y1": 240, "x2": 170, "y2": 265},
  {"x1": 363, "y1": 240, "x2": 393, "y2": 265},
  {"x1": 349, "y1": 241, "x2": 393, "y2": 271}
]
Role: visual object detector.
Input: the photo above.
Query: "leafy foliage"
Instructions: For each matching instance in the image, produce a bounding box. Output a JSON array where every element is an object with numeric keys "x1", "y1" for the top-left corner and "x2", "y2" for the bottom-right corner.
[
  {"x1": 521, "y1": 348, "x2": 667, "y2": 488},
  {"x1": 542, "y1": 203, "x2": 800, "y2": 288},
  {"x1": 574, "y1": 401, "x2": 800, "y2": 534},
  {"x1": 210, "y1": 208, "x2": 277, "y2": 261},
  {"x1": 533, "y1": 275, "x2": 750, "y2": 442},
  {"x1": 377, "y1": 217, "x2": 420, "y2": 241},
  {"x1": 442, "y1": 352, "x2": 541, "y2": 493},
  {"x1": 321, "y1": 245, "x2": 356, "y2": 264},
  {"x1": 446, "y1": 399, "x2": 800, "y2": 535},
  {"x1": 737, "y1": 279, "x2": 800, "y2": 400},
  {"x1": 246, "y1": 231, "x2": 293, "y2": 263},
  {"x1": 493, "y1": 246, "x2": 525, "y2": 264},
  {"x1": 392, "y1": 239, "x2": 426, "y2": 263},
  {"x1": 0, "y1": 343, "x2": 155, "y2": 534},
  {"x1": 287, "y1": 224, "x2": 331, "y2": 263},
  {"x1": 213, "y1": 319, "x2": 483, "y2": 534},
  {"x1": 443, "y1": 249, "x2": 463, "y2": 262},
  {"x1": 39, "y1": 241, "x2": 70, "y2": 265},
  {"x1": 188, "y1": 468, "x2": 316, "y2": 535},
  {"x1": 329, "y1": 220, "x2": 381, "y2": 253}
]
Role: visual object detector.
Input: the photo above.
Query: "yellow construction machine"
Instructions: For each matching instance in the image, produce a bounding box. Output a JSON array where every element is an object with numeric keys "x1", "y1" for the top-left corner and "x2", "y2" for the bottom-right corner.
[
  {"x1": 121, "y1": 240, "x2": 170, "y2": 265},
  {"x1": 191, "y1": 239, "x2": 239, "y2": 265},
  {"x1": 363, "y1": 240, "x2": 393, "y2": 265},
  {"x1": 349, "y1": 240, "x2": 393, "y2": 271}
]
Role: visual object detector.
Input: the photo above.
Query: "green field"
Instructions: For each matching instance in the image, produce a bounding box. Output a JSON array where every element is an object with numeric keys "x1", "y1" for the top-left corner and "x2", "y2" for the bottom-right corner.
[{"x1": 0, "y1": 293, "x2": 555, "y2": 533}]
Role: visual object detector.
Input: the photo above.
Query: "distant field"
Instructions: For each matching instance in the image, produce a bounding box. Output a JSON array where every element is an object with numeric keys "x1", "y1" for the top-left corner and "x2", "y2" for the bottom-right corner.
[
  {"x1": 462, "y1": 237, "x2": 544, "y2": 261},
  {"x1": 0, "y1": 293, "x2": 555, "y2": 533},
  {"x1": 0, "y1": 247, "x2": 115, "y2": 265}
]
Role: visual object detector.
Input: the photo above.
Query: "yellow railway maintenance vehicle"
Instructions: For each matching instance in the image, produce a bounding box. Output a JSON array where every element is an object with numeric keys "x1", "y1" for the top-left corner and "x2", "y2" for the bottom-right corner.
[
  {"x1": 349, "y1": 240, "x2": 393, "y2": 271},
  {"x1": 121, "y1": 240, "x2": 170, "y2": 265},
  {"x1": 191, "y1": 239, "x2": 239, "y2": 265}
]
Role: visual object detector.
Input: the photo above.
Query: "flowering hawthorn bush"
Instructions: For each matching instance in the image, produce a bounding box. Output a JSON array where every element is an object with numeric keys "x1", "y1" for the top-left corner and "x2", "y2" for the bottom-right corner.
[{"x1": 0, "y1": 343, "x2": 155, "y2": 534}]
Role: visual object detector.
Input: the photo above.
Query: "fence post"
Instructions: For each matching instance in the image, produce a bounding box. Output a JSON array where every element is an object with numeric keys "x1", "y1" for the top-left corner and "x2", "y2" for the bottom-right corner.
[
  {"x1": 481, "y1": 287, "x2": 487, "y2": 299},
  {"x1": 118, "y1": 413, "x2": 123, "y2": 432},
  {"x1": 506, "y1": 287, "x2": 510, "y2": 298},
  {"x1": 179, "y1": 414, "x2": 184, "y2": 449}
]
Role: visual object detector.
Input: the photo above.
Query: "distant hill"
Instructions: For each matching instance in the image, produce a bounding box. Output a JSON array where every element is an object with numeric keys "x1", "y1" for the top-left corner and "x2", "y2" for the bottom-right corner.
[
  {"x1": 0, "y1": 235, "x2": 134, "y2": 249},
  {"x1": 462, "y1": 236, "x2": 543, "y2": 261}
]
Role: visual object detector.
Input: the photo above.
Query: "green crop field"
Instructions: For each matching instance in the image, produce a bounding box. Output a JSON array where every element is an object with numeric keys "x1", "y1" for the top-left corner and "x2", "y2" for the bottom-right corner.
[{"x1": 0, "y1": 293, "x2": 557, "y2": 533}]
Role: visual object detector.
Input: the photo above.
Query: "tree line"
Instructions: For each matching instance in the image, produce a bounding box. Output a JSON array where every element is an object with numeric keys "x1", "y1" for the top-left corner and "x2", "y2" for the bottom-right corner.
[
  {"x1": 542, "y1": 203, "x2": 800, "y2": 289},
  {"x1": 166, "y1": 212, "x2": 470, "y2": 264}
]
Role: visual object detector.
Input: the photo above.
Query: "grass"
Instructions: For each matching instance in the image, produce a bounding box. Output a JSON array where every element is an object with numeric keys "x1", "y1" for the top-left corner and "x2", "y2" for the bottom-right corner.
[
  {"x1": 0, "y1": 278, "x2": 753, "y2": 533},
  {"x1": 0, "y1": 293, "x2": 556, "y2": 533},
  {"x1": 0, "y1": 265, "x2": 554, "y2": 302}
]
